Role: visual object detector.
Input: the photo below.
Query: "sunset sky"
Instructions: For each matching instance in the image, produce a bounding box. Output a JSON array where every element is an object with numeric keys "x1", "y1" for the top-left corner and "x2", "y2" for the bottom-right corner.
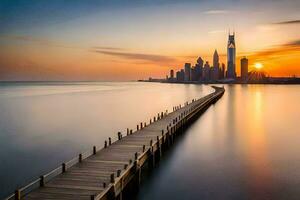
[{"x1": 0, "y1": 0, "x2": 300, "y2": 81}]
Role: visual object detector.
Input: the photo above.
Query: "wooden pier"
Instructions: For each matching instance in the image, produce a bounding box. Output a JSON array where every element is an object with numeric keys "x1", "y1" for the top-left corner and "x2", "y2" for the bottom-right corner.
[{"x1": 6, "y1": 86, "x2": 225, "y2": 200}]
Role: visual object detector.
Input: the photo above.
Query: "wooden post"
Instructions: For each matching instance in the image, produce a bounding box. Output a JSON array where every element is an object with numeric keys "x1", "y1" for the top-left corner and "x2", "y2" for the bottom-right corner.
[
  {"x1": 79, "y1": 154, "x2": 82, "y2": 162},
  {"x1": 93, "y1": 146, "x2": 96, "y2": 154},
  {"x1": 130, "y1": 129, "x2": 133, "y2": 134},
  {"x1": 137, "y1": 124, "x2": 139, "y2": 130},
  {"x1": 15, "y1": 190, "x2": 21, "y2": 200},
  {"x1": 104, "y1": 140, "x2": 107, "y2": 148},
  {"x1": 144, "y1": 122, "x2": 146, "y2": 127},
  {"x1": 62, "y1": 163, "x2": 66, "y2": 173},
  {"x1": 143, "y1": 145, "x2": 145, "y2": 152},
  {"x1": 118, "y1": 132, "x2": 121, "y2": 140},
  {"x1": 117, "y1": 169, "x2": 121, "y2": 177},
  {"x1": 90, "y1": 195, "x2": 95, "y2": 200},
  {"x1": 127, "y1": 128, "x2": 129, "y2": 135},
  {"x1": 103, "y1": 182, "x2": 106, "y2": 188},
  {"x1": 150, "y1": 139, "x2": 153, "y2": 146},
  {"x1": 110, "y1": 173, "x2": 115, "y2": 183},
  {"x1": 109, "y1": 137, "x2": 112, "y2": 145},
  {"x1": 150, "y1": 119, "x2": 152, "y2": 124},
  {"x1": 135, "y1": 152, "x2": 138, "y2": 160},
  {"x1": 140, "y1": 122, "x2": 143, "y2": 129},
  {"x1": 40, "y1": 175, "x2": 45, "y2": 187}
]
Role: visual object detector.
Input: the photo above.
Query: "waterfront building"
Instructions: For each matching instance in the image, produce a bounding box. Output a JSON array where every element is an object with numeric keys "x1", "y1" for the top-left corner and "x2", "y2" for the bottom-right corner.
[
  {"x1": 184, "y1": 63, "x2": 191, "y2": 82},
  {"x1": 203, "y1": 61, "x2": 210, "y2": 81},
  {"x1": 213, "y1": 50, "x2": 220, "y2": 81},
  {"x1": 227, "y1": 32, "x2": 236, "y2": 79},
  {"x1": 241, "y1": 57, "x2": 248, "y2": 81},
  {"x1": 170, "y1": 69, "x2": 174, "y2": 79},
  {"x1": 220, "y1": 63, "x2": 225, "y2": 79},
  {"x1": 194, "y1": 57, "x2": 203, "y2": 81},
  {"x1": 176, "y1": 69, "x2": 185, "y2": 82}
]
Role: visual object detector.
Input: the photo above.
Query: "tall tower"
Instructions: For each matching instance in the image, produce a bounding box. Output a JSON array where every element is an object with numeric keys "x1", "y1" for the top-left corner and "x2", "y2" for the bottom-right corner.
[
  {"x1": 213, "y1": 50, "x2": 220, "y2": 80},
  {"x1": 184, "y1": 63, "x2": 191, "y2": 82},
  {"x1": 227, "y1": 32, "x2": 236, "y2": 79}
]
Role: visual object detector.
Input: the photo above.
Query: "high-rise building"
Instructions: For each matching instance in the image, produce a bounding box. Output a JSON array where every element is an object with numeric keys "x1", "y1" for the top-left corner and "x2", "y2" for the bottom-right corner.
[
  {"x1": 220, "y1": 63, "x2": 225, "y2": 79},
  {"x1": 227, "y1": 32, "x2": 236, "y2": 79},
  {"x1": 176, "y1": 69, "x2": 185, "y2": 82},
  {"x1": 213, "y1": 50, "x2": 220, "y2": 81},
  {"x1": 241, "y1": 57, "x2": 248, "y2": 81},
  {"x1": 170, "y1": 69, "x2": 174, "y2": 79},
  {"x1": 194, "y1": 57, "x2": 203, "y2": 81},
  {"x1": 184, "y1": 63, "x2": 191, "y2": 82},
  {"x1": 202, "y1": 61, "x2": 210, "y2": 81}
]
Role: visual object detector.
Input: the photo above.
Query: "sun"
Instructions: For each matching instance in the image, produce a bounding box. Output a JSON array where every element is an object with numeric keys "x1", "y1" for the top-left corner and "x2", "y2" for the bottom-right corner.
[{"x1": 254, "y1": 62, "x2": 263, "y2": 70}]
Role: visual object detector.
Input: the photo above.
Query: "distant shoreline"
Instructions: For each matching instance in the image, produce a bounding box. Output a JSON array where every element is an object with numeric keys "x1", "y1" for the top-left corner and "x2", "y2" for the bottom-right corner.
[{"x1": 138, "y1": 79, "x2": 300, "y2": 85}]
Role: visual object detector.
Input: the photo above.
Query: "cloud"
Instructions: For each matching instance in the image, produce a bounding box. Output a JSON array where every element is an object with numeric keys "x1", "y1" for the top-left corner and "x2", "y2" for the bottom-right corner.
[
  {"x1": 92, "y1": 46, "x2": 126, "y2": 51},
  {"x1": 208, "y1": 30, "x2": 226, "y2": 34},
  {"x1": 204, "y1": 10, "x2": 231, "y2": 14},
  {"x1": 0, "y1": 35, "x2": 83, "y2": 50},
  {"x1": 1, "y1": 35, "x2": 126, "y2": 52},
  {"x1": 245, "y1": 39, "x2": 300, "y2": 61},
  {"x1": 93, "y1": 50, "x2": 176, "y2": 64},
  {"x1": 273, "y1": 20, "x2": 300, "y2": 25}
]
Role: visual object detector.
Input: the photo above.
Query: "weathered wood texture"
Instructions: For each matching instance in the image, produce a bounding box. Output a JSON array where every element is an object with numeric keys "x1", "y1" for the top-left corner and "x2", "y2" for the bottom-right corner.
[{"x1": 6, "y1": 86, "x2": 225, "y2": 200}]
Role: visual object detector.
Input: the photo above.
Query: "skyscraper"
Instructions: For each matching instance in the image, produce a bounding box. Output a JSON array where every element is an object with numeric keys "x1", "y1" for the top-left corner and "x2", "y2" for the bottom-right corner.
[
  {"x1": 241, "y1": 57, "x2": 248, "y2": 81},
  {"x1": 184, "y1": 63, "x2": 191, "y2": 82},
  {"x1": 170, "y1": 69, "x2": 174, "y2": 79},
  {"x1": 227, "y1": 32, "x2": 236, "y2": 79},
  {"x1": 202, "y1": 61, "x2": 210, "y2": 81},
  {"x1": 194, "y1": 57, "x2": 203, "y2": 81},
  {"x1": 213, "y1": 50, "x2": 220, "y2": 81}
]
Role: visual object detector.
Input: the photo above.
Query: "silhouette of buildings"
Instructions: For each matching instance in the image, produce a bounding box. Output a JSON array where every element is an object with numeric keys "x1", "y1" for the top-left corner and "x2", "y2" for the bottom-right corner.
[
  {"x1": 184, "y1": 63, "x2": 191, "y2": 81},
  {"x1": 203, "y1": 61, "x2": 210, "y2": 81},
  {"x1": 170, "y1": 70, "x2": 174, "y2": 79},
  {"x1": 176, "y1": 69, "x2": 184, "y2": 82},
  {"x1": 220, "y1": 63, "x2": 225, "y2": 79},
  {"x1": 227, "y1": 32, "x2": 236, "y2": 79},
  {"x1": 212, "y1": 50, "x2": 220, "y2": 81},
  {"x1": 241, "y1": 57, "x2": 248, "y2": 81}
]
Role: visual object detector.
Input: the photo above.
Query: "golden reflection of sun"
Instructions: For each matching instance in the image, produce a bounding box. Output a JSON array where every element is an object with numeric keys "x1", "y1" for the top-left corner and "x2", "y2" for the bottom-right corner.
[{"x1": 254, "y1": 62, "x2": 263, "y2": 70}]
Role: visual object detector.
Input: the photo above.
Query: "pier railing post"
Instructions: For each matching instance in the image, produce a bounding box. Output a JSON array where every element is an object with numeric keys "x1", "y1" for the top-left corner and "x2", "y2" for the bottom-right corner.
[
  {"x1": 62, "y1": 163, "x2": 66, "y2": 173},
  {"x1": 40, "y1": 175, "x2": 45, "y2": 187},
  {"x1": 93, "y1": 146, "x2": 96, "y2": 154},
  {"x1": 109, "y1": 137, "x2": 112, "y2": 145},
  {"x1": 110, "y1": 173, "x2": 115, "y2": 183},
  {"x1": 79, "y1": 154, "x2": 82, "y2": 163},
  {"x1": 15, "y1": 189, "x2": 21, "y2": 200}
]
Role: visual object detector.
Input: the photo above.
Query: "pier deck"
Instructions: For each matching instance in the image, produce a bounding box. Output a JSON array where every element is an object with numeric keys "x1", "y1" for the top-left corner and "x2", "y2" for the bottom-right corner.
[{"x1": 6, "y1": 86, "x2": 225, "y2": 200}]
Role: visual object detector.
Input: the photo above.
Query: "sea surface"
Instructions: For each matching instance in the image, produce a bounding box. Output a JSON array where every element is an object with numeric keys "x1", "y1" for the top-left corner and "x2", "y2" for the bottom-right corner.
[
  {"x1": 0, "y1": 82, "x2": 212, "y2": 198},
  {"x1": 0, "y1": 82, "x2": 300, "y2": 199},
  {"x1": 136, "y1": 84, "x2": 300, "y2": 200}
]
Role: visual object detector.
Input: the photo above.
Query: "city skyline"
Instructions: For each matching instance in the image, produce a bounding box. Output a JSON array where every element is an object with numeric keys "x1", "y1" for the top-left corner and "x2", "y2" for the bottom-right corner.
[{"x1": 1, "y1": 0, "x2": 300, "y2": 81}]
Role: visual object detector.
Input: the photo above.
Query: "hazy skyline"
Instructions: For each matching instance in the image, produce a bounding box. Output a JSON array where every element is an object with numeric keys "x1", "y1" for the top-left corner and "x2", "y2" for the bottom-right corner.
[{"x1": 1, "y1": 0, "x2": 300, "y2": 81}]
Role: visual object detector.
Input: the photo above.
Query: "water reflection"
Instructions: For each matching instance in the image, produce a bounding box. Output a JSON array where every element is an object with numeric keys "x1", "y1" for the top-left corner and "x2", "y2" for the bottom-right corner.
[
  {"x1": 137, "y1": 84, "x2": 300, "y2": 200},
  {"x1": 0, "y1": 82, "x2": 213, "y2": 198}
]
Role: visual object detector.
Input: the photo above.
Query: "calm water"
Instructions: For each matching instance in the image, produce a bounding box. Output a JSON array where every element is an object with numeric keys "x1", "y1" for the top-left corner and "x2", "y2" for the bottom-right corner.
[
  {"x1": 0, "y1": 82, "x2": 212, "y2": 198},
  {"x1": 137, "y1": 84, "x2": 300, "y2": 200}
]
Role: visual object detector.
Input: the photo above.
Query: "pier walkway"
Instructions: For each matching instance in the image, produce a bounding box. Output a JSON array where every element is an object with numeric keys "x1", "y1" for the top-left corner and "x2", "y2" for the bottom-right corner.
[{"x1": 6, "y1": 86, "x2": 225, "y2": 200}]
